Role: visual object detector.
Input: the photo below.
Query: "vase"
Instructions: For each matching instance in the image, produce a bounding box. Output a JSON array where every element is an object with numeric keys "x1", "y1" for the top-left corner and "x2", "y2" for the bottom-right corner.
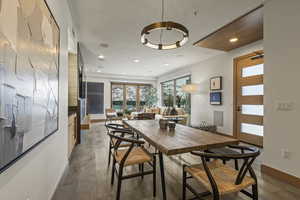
[{"x1": 159, "y1": 119, "x2": 168, "y2": 129}]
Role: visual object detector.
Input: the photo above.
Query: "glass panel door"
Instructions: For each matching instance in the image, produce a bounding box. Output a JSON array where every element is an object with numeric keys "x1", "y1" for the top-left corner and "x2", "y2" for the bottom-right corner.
[
  {"x1": 235, "y1": 51, "x2": 264, "y2": 146},
  {"x1": 111, "y1": 85, "x2": 124, "y2": 112},
  {"x1": 126, "y1": 85, "x2": 137, "y2": 111},
  {"x1": 175, "y1": 76, "x2": 191, "y2": 113},
  {"x1": 161, "y1": 81, "x2": 174, "y2": 107},
  {"x1": 139, "y1": 86, "x2": 148, "y2": 107}
]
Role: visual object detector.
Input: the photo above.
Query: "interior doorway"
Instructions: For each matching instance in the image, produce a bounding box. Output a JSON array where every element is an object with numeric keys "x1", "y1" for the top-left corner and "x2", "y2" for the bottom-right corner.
[{"x1": 233, "y1": 50, "x2": 264, "y2": 147}]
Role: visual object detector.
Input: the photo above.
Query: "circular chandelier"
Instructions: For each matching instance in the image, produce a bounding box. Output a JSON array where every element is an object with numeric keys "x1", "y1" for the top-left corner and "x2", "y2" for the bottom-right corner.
[{"x1": 141, "y1": 0, "x2": 189, "y2": 50}]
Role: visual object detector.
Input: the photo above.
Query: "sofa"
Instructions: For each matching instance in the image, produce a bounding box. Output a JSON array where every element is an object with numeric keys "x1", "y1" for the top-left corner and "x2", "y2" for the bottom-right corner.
[{"x1": 144, "y1": 107, "x2": 189, "y2": 125}]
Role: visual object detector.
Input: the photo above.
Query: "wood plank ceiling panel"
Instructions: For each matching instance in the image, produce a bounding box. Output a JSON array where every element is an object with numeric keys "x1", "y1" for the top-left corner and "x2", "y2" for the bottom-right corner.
[{"x1": 194, "y1": 5, "x2": 263, "y2": 51}]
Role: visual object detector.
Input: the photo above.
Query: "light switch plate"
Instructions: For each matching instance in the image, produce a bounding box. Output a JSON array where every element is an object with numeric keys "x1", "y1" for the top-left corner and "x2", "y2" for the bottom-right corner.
[{"x1": 277, "y1": 102, "x2": 294, "y2": 111}]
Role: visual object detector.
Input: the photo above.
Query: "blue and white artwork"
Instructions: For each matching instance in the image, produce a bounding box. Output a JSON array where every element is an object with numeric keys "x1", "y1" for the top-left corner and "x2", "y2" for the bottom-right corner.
[
  {"x1": 0, "y1": 0, "x2": 60, "y2": 173},
  {"x1": 210, "y1": 92, "x2": 222, "y2": 105}
]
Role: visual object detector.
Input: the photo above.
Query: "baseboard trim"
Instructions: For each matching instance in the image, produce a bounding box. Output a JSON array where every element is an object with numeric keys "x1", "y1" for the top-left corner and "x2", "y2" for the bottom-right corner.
[
  {"x1": 261, "y1": 164, "x2": 300, "y2": 188},
  {"x1": 90, "y1": 119, "x2": 106, "y2": 123},
  {"x1": 80, "y1": 124, "x2": 90, "y2": 130}
]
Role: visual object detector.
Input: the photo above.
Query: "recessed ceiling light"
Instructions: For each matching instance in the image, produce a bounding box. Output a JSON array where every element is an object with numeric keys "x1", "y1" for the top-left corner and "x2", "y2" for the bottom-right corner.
[
  {"x1": 98, "y1": 54, "x2": 105, "y2": 60},
  {"x1": 97, "y1": 70, "x2": 102, "y2": 73},
  {"x1": 229, "y1": 37, "x2": 239, "y2": 43},
  {"x1": 164, "y1": 63, "x2": 170, "y2": 66},
  {"x1": 133, "y1": 59, "x2": 140, "y2": 63}
]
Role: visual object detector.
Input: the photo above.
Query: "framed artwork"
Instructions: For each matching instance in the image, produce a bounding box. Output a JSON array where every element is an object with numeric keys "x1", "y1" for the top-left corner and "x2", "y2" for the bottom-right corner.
[
  {"x1": 0, "y1": 0, "x2": 60, "y2": 173},
  {"x1": 210, "y1": 92, "x2": 222, "y2": 105},
  {"x1": 210, "y1": 76, "x2": 222, "y2": 90}
]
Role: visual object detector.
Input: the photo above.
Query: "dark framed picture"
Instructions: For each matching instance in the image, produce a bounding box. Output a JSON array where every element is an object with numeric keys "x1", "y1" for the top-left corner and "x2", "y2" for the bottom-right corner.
[
  {"x1": 210, "y1": 92, "x2": 222, "y2": 105},
  {"x1": 0, "y1": 0, "x2": 60, "y2": 173},
  {"x1": 210, "y1": 76, "x2": 222, "y2": 90}
]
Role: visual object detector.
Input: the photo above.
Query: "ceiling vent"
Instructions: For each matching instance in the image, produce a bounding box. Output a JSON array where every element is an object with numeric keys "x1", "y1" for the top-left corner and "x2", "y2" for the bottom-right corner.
[{"x1": 99, "y1": 43, "x2": 109, "y2": 48}]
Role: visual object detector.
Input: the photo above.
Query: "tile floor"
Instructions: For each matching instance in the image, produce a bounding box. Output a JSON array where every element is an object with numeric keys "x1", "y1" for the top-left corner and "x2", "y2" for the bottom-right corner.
[{"x1": 52, "y1": 123, "x2": 300, "y2": 200}]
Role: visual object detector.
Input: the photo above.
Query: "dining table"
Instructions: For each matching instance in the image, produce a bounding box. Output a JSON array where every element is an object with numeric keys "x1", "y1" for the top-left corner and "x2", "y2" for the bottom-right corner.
[{"x1": 123, "y1": 120, "x2": 239, "y2": 200}]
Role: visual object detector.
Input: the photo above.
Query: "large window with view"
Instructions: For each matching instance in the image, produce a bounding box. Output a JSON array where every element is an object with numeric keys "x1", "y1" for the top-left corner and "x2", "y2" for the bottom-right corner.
[
  {"x1": 162, "y1": 80, "x2": 174, "y2": 107},
  {"x1": 111, "y1": 83, "x2": 151, "y2": 112},
  {"x1": 161, "y1": 76, "x2": 191, "y2": 113},
  {"x1": 111, "y1": 84, "x2": 124, "y2": 112},
  {"x1": 126, "y1": 85, "x2": 137, "y2": 111},
  {"x1": 139, "y1": 86, "x2": 148, "y2": 107}
]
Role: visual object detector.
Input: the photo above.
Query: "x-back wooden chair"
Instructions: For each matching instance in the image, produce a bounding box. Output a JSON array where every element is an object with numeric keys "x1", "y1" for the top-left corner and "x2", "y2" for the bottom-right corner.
[
  {"x1": 105, "y1": 123, "x2": 134, "y2": 166},
  {"x1": 108, "y1": 132, "x2": 156, "y2": 200},
  {"x1": 183, "y1": 145, "x2": 260, "y2": 200}
]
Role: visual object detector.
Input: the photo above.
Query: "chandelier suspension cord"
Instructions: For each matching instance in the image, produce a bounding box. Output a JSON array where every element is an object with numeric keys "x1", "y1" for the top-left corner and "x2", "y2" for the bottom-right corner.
[{"x1": 160, "y1": 0, "x2": 165, "y2": 44}]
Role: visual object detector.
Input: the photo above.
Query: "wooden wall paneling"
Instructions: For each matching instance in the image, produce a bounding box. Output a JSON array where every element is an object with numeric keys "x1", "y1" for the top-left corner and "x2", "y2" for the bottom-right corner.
[{"x1": 194, "y1": 5, "x2": 263, "y2": 51}]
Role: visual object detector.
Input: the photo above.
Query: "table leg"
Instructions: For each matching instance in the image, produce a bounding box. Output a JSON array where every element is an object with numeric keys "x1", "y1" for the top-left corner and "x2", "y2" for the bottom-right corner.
[{"x1": 159, "y1": 152, "x2": 167, "y2": 200}]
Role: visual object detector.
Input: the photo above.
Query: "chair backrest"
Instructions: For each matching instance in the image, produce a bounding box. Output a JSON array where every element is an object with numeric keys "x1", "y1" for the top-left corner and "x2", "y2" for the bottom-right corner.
[
  {"x1": 191, "y1": 145, "x2": 260, "y2": 186},
  {"x1": 105, "y1": 123, "x2": 132, "y2": 134},
  {"x1": 108, "y1": 132, "x2": 145, "y2": 166},
  {"x1": 106, "y1": 108, "x2": 116, "y2": 114},
  {"x1": 105, "y1": 108, "x2": 117, "y2": 118}
]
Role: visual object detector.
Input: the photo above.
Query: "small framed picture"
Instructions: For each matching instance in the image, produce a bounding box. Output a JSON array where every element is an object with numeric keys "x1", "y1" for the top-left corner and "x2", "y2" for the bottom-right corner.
[
  {"x1": 210, "y1": 76, "x2": 222, "y2": 90},
  {"x1": 210, "y1": 92, "x2": 222, "y2": 105}
]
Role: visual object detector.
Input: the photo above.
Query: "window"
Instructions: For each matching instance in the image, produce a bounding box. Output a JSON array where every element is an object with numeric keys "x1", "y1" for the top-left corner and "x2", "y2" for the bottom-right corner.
[
  {"x1": 242, "y1": 64, "x2": 264, "y2": 77},
  {"x1": 111, "y1": 83, "x2": 151, "y2": 111},
  {"x1": 175, "y1": 76, "x2": 191, "y2": 112},
  {"x1": 139, "y1": 86, "x2": 148, "y2": 106},
  {"x1": 161, "y1": 76, "x2": 191, "y2": 113},
  {"x1": 111, "y1": 84, "x2": 124, "y2": 112},
  {"x1": 162, "y1": 80, "x2": 174, "y2": 107},
  {"x1": 126, "y1": 85, "x2": 137, "y2": 111}
]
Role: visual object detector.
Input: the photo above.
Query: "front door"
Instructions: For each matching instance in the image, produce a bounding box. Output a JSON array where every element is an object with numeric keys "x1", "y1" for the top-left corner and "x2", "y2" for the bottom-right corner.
[{"x1": 234, "y1": 51, "x2": 264, "y2": 147}]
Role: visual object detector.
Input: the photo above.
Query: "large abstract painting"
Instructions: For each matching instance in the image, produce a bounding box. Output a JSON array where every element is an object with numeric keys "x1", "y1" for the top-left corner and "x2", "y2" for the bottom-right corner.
[{"x1": 0, "y1": 0, "x2": 60, "y2": 173}]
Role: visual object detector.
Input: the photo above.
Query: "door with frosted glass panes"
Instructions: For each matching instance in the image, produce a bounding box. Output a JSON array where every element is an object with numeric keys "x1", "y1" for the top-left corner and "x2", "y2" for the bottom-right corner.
[{"x1": 234, "y1": 51, "x2": 264, "y2": 146}]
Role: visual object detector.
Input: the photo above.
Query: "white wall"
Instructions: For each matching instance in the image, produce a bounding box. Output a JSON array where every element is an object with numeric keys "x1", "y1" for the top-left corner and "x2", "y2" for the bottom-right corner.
[
  {"x1": 86, "y1": 73, "x2": 157, "y2": 119},
  {"x1": 157, "y1": 41, "x2": 263, "y2": 135},
  {"x1": 0, "y1": 0, "x2": 75, "y2": 199},
  {"x1": 263, "y1": 0, "x2": 300, "y2": 178}
]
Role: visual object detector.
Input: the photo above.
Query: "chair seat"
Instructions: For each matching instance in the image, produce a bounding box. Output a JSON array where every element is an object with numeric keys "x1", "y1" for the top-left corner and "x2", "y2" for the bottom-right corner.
[
  {"x1": 185, "y1": 160, "x2": 255, "y2": 195},
  {"x1": 115, "y1": 147, "x2": 152, "y2": 166}
]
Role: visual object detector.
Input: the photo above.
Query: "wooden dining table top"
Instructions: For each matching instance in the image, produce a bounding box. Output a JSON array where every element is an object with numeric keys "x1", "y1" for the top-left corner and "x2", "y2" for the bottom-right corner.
[{"x1": 123, "y1": 120, "x2": 239, "y2": 156}]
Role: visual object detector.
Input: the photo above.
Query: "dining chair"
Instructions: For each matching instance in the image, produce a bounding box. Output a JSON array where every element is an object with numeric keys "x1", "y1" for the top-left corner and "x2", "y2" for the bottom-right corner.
[
  {"x1": 198, "y1": 127, "x2": 240, "y2": 170},
  {"x1": 108, "y1": 131, "x2": 156, "y2": 200},
  {"x1": 105, "y1": 123, "x2": 134, "y2": 166},
  {"x1": 205, "y1": 147, "x2": 240, "y2": 170},
  {"x1": 105, "y1": 108, "x2": 122, "y2": 123},
  {"x1": 182, "y1": 145, "x2": 260, "y2": 200}
]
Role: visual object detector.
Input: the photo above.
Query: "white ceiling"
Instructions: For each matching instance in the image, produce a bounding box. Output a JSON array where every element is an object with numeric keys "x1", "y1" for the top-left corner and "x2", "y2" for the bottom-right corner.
[{"x1": 67, "y1": 0, "x2": 263, "y2": 79}]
